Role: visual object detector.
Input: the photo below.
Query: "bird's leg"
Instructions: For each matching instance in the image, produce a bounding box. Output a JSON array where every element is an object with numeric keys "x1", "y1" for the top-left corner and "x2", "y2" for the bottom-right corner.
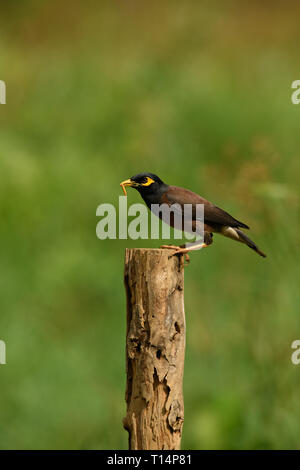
[
  {"x1": 160, "y1": 244, "x2": 183, "y2": 250},
  {"x1": 161, "y1": 237, "x2": 212, "y2": 262},
  {"x1": 161, "y1": 233, "x2": 213, "y2": 260},
  {"x1": 160, "y1": 241, "x2": 208, "y2": 263},
  {"x1": 160, "y1": 244, "x2": 190, "y2": 264},
  {"x1": 175, "y1": 232, "x2": 213, "y2": 255},
  {"x1": 173, "y1": 242, "x2": 209, "y2": 255}
]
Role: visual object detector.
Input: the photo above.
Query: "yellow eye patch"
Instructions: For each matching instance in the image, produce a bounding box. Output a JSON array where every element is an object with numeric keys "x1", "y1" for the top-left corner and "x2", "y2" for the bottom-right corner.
[{"x1": 142, "y1": 177, "x2": 155, "y2": 186}]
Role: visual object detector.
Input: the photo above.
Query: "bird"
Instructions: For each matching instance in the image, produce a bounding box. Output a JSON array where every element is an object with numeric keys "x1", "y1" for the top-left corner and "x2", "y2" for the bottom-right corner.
[{"x1": 120, "y1": 172, "x2": 266, "y2": 259}]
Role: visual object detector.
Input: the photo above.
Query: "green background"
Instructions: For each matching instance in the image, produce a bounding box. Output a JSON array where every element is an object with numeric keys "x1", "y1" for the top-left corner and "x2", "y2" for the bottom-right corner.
[{"x1": 0, "y1": 0, "x2": 299, "y2": 449}]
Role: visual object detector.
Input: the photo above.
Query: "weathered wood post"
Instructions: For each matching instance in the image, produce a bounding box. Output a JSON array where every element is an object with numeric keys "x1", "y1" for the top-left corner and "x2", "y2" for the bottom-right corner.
[{"x1": 123, "y1": 248, "x2": 186, "y2": 450}]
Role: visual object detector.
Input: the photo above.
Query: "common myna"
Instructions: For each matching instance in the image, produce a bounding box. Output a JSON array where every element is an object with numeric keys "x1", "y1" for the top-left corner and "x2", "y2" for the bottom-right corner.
[{"x1": 120, "y1": 172, "x2": 266, "y2": 258}]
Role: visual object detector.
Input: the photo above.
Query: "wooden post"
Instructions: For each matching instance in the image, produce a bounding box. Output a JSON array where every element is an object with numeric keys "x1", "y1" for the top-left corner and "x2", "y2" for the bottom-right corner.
[{"x1": 123, "y1": 248, "x2": 185, "y2": 450}]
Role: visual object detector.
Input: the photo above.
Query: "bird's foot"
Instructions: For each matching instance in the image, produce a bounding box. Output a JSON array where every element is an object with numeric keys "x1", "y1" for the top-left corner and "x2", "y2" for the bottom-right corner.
[
  {"x1": 160, "y1": 244, "x2": 182, "y2": 251},
  {"x1": 161, "y1": 242, "x2": 210, "y2": 262},
  {"x1": 160, "y1": 244, "x2": 190, "y2": 264},
  {"x1": 175, "y1": 243, "x2": 209, "y2": 255}
]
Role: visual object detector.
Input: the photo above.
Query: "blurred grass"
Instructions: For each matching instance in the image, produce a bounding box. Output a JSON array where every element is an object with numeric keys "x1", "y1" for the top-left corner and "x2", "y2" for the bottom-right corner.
[{"x1": 0, "y1": 0, "x2": 300, "y2": 449}]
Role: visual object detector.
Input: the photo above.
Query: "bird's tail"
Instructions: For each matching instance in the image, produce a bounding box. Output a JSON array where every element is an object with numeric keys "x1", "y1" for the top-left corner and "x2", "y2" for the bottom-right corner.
[{"x1": 235, "y1": 229, "x2": 266, "y2": 258}]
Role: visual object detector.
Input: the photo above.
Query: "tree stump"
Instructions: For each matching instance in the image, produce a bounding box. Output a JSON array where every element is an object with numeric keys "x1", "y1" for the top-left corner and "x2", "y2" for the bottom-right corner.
[{"x1": 123, "y1": 248, "x2": 185, "y2": 450}]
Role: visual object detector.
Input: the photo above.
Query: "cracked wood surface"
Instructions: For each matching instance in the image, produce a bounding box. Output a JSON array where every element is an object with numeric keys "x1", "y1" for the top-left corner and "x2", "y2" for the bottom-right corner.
[{"x1": 123, "y1": 248, "x2": 185, "y2": 450}]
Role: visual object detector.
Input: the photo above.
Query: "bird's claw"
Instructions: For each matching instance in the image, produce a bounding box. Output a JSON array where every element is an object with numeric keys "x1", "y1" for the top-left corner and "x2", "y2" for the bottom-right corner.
[
  {"x1": 160, "y1": 245, "x2": 190, "y2": 264},
  {"x1": 160, "y1": 245, "x2": 181, "y2": 251}
]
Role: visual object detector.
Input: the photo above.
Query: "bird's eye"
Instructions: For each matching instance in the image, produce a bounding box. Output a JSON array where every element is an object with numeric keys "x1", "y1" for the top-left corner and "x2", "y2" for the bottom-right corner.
[{"x1": 141, "y1": 177, "x2": 155, "y2": 186}]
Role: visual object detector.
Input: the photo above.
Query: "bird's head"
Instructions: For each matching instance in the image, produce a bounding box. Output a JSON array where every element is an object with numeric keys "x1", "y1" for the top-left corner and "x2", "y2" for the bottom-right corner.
[{"x1": 120, "y1": 173, "x2": 164, "y2": 196}]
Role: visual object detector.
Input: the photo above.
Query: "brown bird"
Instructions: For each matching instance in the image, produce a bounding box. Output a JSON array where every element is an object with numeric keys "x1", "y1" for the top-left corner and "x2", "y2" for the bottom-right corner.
[{"x1": 120, "y1": 172, "x2": 266, "y2": 258}]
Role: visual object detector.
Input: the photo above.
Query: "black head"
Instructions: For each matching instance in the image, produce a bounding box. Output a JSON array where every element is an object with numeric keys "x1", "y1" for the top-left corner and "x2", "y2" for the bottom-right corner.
[{"x1": 120, "y1": 172, "x2": 165, "y2": 195}]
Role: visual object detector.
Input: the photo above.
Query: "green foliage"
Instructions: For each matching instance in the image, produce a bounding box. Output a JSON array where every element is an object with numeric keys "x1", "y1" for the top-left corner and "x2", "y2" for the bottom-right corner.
[{"x1": 0, "y1": 0, "x2": 299, "y2": 449}]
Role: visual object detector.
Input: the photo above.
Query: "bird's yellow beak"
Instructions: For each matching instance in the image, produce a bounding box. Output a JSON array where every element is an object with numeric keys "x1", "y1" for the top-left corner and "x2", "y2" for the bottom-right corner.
[{"x1": 120, "y1": 178, "x2": 136, "y2": 196}]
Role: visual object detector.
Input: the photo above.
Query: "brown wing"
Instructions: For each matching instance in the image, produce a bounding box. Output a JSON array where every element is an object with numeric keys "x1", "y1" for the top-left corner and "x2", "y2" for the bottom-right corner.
[{"x1": 161, "y1": 186, "x2": 249, "y2": 229}]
